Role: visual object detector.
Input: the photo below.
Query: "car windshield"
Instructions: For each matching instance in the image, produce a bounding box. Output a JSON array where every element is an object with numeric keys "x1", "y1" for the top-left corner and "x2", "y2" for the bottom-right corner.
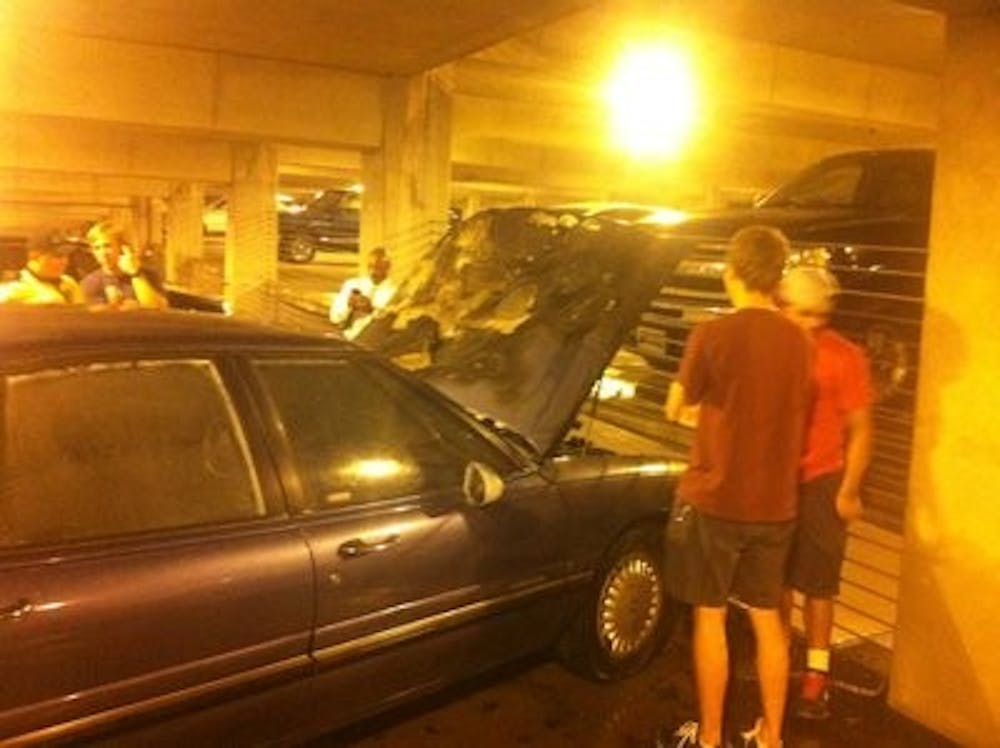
[
  {"x1": 760, "y1": 152, "x2": 933, "y2": 213},
  {"x1": 761, "y1": 158, "x2": 865, "y2": 208}
]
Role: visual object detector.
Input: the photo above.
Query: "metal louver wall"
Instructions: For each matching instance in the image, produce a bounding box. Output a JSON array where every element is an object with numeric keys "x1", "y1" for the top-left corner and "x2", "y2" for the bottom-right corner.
[{"x1": 607, "y1": 235, "x2": 928, "y2": 533}]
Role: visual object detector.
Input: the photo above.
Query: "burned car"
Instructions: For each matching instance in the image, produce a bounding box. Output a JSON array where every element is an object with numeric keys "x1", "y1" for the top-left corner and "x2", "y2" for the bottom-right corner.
[{"x1": 0, "y1": 209, "x2": 685, "y2": 745}]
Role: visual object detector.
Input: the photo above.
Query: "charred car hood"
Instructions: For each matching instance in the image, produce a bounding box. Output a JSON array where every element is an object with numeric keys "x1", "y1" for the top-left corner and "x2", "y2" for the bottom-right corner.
[{"x1": 357, "y1": 208, "x2": 684, "y2": 455}]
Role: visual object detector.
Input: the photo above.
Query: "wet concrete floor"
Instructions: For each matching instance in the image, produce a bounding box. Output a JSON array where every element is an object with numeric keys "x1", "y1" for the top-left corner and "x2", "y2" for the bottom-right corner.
[{"x1": 313, "y1": 611, "x2": 955, "y2": 748}]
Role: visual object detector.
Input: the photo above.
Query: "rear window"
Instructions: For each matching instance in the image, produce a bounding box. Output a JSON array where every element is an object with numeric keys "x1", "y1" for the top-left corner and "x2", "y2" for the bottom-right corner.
[{"x1": 0, "y1": 360, "x2": 263, "y2": 547}]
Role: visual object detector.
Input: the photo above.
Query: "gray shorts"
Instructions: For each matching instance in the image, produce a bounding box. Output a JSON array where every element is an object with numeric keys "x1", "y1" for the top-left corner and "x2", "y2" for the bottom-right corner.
[
  {"x1": 665, "y1": 501, "x2": 795, "y2": 609},
  {"x1": 787, "y1": 473, "x2": 848, "y2": 598}
]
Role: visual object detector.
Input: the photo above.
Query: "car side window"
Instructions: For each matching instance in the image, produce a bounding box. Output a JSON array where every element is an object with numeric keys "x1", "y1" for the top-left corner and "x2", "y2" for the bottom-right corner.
[
  {"x1": 356, "y1": 362, "x2": 523, "y2": 475},
  {"x1": 0, "y1": 360, "x2": 264, "y2": 548},
  {"x1": 254, "y1": 360, "x2": 513, "y2": 511}
]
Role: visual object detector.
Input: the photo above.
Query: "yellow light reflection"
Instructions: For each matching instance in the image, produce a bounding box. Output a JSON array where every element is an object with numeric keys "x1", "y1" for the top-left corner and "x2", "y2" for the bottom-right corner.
[
  {"x1": 604, "y1": 43, "x2": 698, "y2": 159},
  {"x1": 642, "y1": 208, "x2": 689, "y2": 226},
  {"x1": 351, "y1": 458, "x2": 403, "y2": 480},
  {"x1": 593, "y1": 376, "x2": 637, "y2": 400},
  {"x1": 637, "y1": 460, "x2": 687, "y2": 476}
]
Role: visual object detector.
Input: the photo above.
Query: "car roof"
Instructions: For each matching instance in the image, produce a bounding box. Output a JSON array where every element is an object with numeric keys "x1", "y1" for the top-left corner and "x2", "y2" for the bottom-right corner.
[{"x1": 0, "y1": 307, "x2": 354, "y2": 355}]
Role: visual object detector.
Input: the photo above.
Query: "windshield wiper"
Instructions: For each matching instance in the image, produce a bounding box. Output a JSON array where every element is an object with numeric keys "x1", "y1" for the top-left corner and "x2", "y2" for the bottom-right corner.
[{"x1": 477, "y1": 416, "x2": 540, "y2": 460}]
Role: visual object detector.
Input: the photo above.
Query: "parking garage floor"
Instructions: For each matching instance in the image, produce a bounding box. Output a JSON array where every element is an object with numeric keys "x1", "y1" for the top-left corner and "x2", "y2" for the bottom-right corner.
[{"x1": 313, "y1": 615, "x2": 955, "y2": 748}]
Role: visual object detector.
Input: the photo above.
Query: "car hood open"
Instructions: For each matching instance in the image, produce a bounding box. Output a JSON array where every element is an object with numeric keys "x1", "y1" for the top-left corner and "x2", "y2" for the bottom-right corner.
[{"x1": 357, "y1": 208, "x2": 684, "y2": 456}]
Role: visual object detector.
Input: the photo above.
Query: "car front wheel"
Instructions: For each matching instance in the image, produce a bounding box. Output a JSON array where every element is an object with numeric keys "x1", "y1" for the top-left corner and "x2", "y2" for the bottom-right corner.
[
  {"x1": 281, "y1": 236, "x2": 316, "y2": 263},
  {"x1": 558, "y1": 526, "x2": 675, "y2": 681}
]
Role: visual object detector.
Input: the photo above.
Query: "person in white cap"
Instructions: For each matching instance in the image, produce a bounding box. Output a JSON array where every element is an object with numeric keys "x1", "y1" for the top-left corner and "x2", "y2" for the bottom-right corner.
[{"x1": 780, "y1": 265, "x2": 873, "y2": 721}]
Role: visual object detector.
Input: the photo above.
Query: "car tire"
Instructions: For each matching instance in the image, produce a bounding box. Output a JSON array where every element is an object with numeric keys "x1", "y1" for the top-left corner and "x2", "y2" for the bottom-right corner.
[
  {"x1": 282, "y1": 236, "x2": 316, "y2": 264},
  {"x1": 558, "y1": 525, "x2": 675, "y2": 681}
]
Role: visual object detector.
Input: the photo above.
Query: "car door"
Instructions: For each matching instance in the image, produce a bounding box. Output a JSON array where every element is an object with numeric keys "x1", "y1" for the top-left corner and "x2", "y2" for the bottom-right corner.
[
  {"x1": 0, "y1": 357, "x2": 314, "y2": 744},
  {"x1": 248, "y1": 355, "x2": 573, "y2": 719}
]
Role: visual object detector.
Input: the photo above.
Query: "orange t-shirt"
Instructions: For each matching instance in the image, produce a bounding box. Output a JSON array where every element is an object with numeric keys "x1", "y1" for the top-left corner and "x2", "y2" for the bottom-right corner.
[{"x1": 801, "y1": 327, "x2": 873, "y2": 482}]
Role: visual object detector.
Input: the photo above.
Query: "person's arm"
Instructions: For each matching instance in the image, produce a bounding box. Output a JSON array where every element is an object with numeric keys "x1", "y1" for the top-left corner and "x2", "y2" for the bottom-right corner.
[
  {"x1": 664, "y1": 323, "x2": 707, "y2": 426},
  {"x1": 835, "y1": 344, "x2": 874, "y2": 522},
  {"x1": 330, "y1": 280, "x2": 357, "y2": 324},
  {"x1": 664, "y1": 380, "x2": 686, "y2": 422},
  {"x1": 61, "y1": 276, "x2": 85, "y2": 305},
  {"x1": 128, "y1": 273, "x2": 168, "y2": 310},
  {"x1": 119, "y1": 247, "x2": 167, "y2": 310},
  {"x1": 835, "y1": 407, "x2": 873, "y2": 522}
]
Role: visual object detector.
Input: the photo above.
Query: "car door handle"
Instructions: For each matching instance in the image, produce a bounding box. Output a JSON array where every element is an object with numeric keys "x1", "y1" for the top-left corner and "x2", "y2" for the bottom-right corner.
[
  {"x1": 337, "y1": 534, "x2": 400, "y2": 559},
  {"x1": 0, "y1": 599, "x2": 34, "y2": 622}
]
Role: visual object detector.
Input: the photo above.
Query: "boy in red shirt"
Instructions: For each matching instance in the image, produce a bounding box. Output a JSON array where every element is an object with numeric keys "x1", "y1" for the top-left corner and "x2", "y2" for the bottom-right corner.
[{"x1": 780, "y1": 266, "x2": 874, "y2": 720}]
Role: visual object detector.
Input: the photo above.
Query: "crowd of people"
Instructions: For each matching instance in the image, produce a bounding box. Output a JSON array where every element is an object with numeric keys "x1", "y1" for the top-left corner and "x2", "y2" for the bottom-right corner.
[
  {"x1": 0, "y1": 221, "x2": 167, "y2": 310},
  {"x1": 661, "y1": 226, "x2": 872, "y2": 748},
  {"x1": 0, "y1": 226, "x2": 398, "y2": 337}
]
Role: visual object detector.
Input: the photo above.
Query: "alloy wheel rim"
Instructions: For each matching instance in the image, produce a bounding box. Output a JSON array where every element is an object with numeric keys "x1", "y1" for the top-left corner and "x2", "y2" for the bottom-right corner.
[{"x1": 597, "y1": 552, "x2": 662, "y2": 660}]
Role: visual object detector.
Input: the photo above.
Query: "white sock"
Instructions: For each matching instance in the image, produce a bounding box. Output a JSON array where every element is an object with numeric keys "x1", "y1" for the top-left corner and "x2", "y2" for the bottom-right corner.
[{"x1": 807, "y1": 647, "x2": 830, "y2": 672}]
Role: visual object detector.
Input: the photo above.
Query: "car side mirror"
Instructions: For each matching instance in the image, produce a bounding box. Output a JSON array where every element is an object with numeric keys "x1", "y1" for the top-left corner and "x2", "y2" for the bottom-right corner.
[{"x1": 462, "y1": 461, "x2": 505, "y2": 507}]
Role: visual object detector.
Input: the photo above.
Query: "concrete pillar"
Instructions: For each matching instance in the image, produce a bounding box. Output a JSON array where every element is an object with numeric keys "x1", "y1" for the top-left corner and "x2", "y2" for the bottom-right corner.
[
  {"x1": 361, "y1": 71, "x2": 452, "y2": 276},
  {"x1": 164, "y1": 182, "x2": 204, "y2": 286},
  {"x1": 889, "y1": 13, "x2": 1000, "y2": 745},
  {"x1": 225, "y1": 142, "x2": 278, "y2": 318},
  {"x1": 149, "y1": 197, "x2": 166, "y2": 259}
]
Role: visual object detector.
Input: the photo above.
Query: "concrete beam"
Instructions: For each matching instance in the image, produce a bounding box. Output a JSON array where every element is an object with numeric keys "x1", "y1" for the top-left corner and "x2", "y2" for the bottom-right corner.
[
  {"x1": 0, "y1": 115, "x2": 234, "y2": 183},
  {"x1": 0, "y1": 168, "x2": 171, "y2": 200},
  {"x1": 900, "y1": 1, "x2": 999, "y2": 15},
  {"x1": 454, "y1": 35, "x2": 940, "y2": 155},
  {"x1": 0, "y1": 24, "x2": 383, "y2": 149}
]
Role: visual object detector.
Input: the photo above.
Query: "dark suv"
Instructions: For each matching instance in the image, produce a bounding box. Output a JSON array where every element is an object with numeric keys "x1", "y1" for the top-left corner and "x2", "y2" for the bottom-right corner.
[
  {"x1": 278, "y1": 189, "x2": 360, "y2": 263},
  {"x1": 629, "y1": 148, "x2": 935, "y2": 529}
]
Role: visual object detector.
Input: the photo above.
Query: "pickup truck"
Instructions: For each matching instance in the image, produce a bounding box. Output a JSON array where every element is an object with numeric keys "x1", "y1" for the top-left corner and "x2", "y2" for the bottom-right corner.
[
  {"x1": 278, "y1": 189, "x2": 360, "y2": 263},
  {"x1": 629, "y1": 147, "x2": 935, "y2": 530}
]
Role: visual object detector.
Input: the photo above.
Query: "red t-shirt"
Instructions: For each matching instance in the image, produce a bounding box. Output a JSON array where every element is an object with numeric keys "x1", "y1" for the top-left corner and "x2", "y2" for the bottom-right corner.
[
  {"x1": 676, "y1": 308, "x2": 813, "y2": 522},
  {"x1": 801, "y1": 327, "x2": 873, "y2": 482}
]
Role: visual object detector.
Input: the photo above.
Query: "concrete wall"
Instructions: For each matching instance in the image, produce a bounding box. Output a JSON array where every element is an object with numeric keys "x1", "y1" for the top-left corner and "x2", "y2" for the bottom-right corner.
[{"x1": 890, "y1": 14, "x2": 1000, "y2": 745}]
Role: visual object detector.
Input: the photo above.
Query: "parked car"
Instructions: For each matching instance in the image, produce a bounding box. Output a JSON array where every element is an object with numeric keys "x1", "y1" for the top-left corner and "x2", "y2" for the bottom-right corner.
[
  {"x1": 629, "y1": 147, "x2": 935, "y2": 528},
  {"x1": 278, "y1": 189, "x2": 360, "y2": 263},
  {"x1": 0, "y1": 207, "x2": 686, "y2": 745},
  {"x1": 202, "y1": 190, "x2": 361, "y2": 265}
]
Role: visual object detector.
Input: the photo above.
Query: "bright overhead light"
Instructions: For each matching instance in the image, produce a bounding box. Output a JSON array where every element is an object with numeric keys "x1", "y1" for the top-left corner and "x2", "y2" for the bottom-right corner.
[{"x1": 605, "y1": 43, "x2": 699, "y2": 160}]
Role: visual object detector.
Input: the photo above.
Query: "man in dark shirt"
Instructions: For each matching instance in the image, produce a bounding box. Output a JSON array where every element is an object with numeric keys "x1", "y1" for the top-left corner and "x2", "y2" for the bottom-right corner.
[{"x1": 660, "y1": 226, "x2": 812, "y2": 748}]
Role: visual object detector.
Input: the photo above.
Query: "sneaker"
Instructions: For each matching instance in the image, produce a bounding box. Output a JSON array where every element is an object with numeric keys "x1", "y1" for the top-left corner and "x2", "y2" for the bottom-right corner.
[
  {"x1": 796, "y1": 669, "x2": 831, "y2": 720},
  {"x1": 654, "y1": 720, "x2": 727, "y2": 748},
  {"x1": 740, "y1": 718, "x2": 782, "y2": 748}
]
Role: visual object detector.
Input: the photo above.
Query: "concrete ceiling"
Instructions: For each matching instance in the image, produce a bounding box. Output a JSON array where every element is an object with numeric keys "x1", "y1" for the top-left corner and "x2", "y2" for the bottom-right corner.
[
  {"x1": 6, "y1": 0, "x2": 599, "y2": 76},
  {"x1": 0, "y1": 0, "x2": 964, "y2": 237},
  {"x1": 7, "y1": 0, "x2": 951, "y2": 77}
]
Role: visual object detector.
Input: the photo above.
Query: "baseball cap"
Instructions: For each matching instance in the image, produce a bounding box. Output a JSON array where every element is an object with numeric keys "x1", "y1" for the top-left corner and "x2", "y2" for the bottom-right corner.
[
  {"x1": 780, "y1": 265, "x2": 840, "y2": 314},
  {"x1": 28, "y1": 233, "x2": 76, "y2": 256}
]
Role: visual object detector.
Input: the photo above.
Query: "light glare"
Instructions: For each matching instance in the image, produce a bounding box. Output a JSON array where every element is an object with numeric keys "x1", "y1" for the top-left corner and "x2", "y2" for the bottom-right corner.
[
  {"x1": 351, "y1": 458, "x2": 403, "y2": 480},
  {"x1": 605, "y1": 44, "x2": 698, "y2": 159}
]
